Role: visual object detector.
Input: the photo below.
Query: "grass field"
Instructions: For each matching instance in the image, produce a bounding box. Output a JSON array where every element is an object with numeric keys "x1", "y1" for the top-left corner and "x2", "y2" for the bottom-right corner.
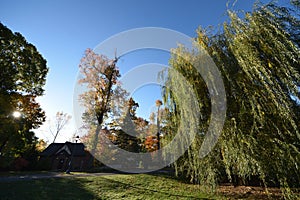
[{"x1": 0, "y1": 173, "x2": 217, "y2": 200}]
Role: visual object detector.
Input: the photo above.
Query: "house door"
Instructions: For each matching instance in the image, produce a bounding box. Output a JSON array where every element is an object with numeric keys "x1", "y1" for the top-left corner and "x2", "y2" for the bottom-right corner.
[{"x1": 57, "y1": 158, "x2": 65, "y2": 170}]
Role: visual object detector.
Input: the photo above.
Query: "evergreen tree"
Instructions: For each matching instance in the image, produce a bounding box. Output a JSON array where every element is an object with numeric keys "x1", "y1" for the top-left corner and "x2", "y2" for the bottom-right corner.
[{"x1": 113, "y1": 98, "x2": 141, "y2": 153}]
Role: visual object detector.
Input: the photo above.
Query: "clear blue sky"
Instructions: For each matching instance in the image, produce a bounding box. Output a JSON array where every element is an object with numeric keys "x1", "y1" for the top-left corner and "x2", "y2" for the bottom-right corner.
[{"x1": 1, "y1": 0, "x2": 265, "y2": 142}]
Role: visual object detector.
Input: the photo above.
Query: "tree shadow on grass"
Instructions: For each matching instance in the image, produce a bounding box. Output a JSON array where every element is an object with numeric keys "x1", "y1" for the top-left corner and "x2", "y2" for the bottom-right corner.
[
  {"x1": 99, "y1": 175, "x2": 213, "y2": 199},
  {"x1": 0, "y1": 177, "x2": 97, "y2": 200}
]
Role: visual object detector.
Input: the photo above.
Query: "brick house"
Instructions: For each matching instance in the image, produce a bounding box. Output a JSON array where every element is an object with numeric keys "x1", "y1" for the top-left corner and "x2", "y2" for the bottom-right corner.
[{"x1": 39, "y1": 142, "x2": 93, "y2": 171}]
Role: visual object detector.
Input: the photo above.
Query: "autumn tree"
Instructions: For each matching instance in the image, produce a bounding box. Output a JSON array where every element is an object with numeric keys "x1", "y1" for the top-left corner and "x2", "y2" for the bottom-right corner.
[
  {"x1": 0, "y1": 23, "x2": 48, "y2": 169},
  {"x1": 36, "y1": 139, "x2": 47, "y2": 152},
  {"x1": 143, "y1": 112, "x2": 157, "y2": 152},
  {"x1": 155, "y1": 100, "x2": 162, "y2": 150},
  {"x1": 80, "y1": 126, "x2": 116, "y2": 165},
  {"x1": 78, "y1": 48, "x2": 120, "y2": 155},
  {"x1": 143, "y1": 101, "x2": 168, "y2": 153}
]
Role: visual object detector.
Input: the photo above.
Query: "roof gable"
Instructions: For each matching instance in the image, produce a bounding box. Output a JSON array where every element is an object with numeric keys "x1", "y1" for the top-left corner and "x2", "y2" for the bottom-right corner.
[
  {"x1": 40, "y1": 142, "x2": 86, "y2": 156},
  {"x1": 56, "y1": 144, "x2": 71, "y2": 155}
]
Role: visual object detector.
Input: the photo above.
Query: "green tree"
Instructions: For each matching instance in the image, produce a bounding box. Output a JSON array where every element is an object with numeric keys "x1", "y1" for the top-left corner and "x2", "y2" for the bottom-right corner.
[
  {"x1": 110, "y1": 97, "x2": 142, "y2": 153},
  {"x1": 162, "y1": 1, "x2": 300, "y2": 198},
  {"x1": 0, "y1": 22, "x2": 48, "y2": 169}
]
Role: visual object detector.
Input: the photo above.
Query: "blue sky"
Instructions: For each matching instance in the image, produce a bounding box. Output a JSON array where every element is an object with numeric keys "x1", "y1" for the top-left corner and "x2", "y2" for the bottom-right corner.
[{"x1": 0, "y1": 0, "x2": 261, "y2": 142}]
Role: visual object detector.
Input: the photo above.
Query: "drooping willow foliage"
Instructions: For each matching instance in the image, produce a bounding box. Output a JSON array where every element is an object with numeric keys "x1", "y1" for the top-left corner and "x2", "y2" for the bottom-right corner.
[{"x1": 162, "y1": 2, "x2": 300, "y2": 198}]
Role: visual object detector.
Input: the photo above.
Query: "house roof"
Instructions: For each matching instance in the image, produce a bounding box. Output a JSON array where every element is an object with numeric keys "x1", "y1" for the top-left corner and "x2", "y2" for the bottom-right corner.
[{"x1": 40, "y1": 142, "x2": 86, "y2": 156}]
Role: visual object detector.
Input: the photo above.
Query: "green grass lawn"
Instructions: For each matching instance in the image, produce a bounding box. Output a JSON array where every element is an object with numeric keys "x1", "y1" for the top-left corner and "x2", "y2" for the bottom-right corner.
[{"x1": 0, "y1": 174, "x2": 218, "y2": 200}]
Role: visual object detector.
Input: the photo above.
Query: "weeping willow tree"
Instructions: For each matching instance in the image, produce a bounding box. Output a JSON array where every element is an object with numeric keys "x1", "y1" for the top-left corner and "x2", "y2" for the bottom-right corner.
[{"x1": 162, "y1": 1, "x2": 300, "y2": 198}]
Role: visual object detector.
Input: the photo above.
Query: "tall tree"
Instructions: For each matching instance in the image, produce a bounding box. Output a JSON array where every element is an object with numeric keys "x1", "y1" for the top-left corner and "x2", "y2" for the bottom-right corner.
[
  {"x1": 0, "y1": 22, "x2": 48, "y2": 169},
  {"x1": 162, "y1": 1, "x2": 300, "y2": 197},
  {"x1": 78, "y1": 48, "x2": 120, "y2": 155}
]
